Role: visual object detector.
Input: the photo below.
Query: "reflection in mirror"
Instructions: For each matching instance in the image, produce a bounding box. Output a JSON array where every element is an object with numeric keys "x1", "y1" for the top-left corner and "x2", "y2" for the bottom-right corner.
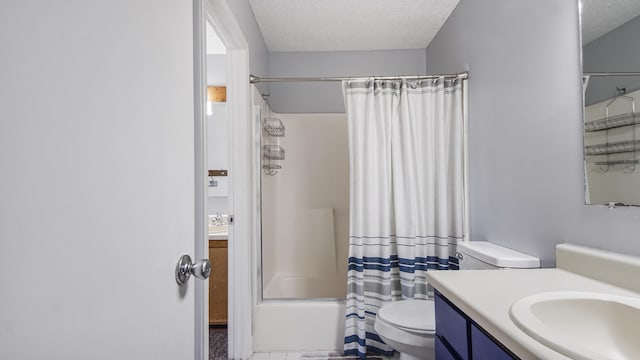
[{"x1": 582, "y1": 0, "x2": 640, "y2": 206}]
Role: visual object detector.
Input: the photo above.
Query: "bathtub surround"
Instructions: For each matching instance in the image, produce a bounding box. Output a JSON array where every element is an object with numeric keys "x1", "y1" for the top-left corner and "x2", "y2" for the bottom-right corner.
[
  {"x1": 343, "y1": 78, "x2": 466, "y2": 357},
  {"x1": 261, "y1": 113, "x2": 349, "y2": 299}
]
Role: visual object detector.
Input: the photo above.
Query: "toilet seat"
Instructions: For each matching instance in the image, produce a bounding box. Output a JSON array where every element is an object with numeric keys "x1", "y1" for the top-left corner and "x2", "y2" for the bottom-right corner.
[{"x1": 376, "y1": 299, "x2": 436, "y2": 335}]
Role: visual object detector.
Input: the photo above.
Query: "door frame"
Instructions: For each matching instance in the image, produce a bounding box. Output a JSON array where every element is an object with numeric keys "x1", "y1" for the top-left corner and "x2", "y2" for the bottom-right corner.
[
  {"x1": 196, "y1": 1, "x2": 254, "y2": 359},
  {"x1": 193, "y1": 1, "x2": 208, "y2": 360}
]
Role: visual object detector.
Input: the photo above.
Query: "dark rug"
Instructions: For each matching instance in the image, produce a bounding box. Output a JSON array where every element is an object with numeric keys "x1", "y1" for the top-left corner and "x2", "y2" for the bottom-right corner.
[
  {"x1": 209, "y1": 326, "x2": 228, "y2": 360},
  {"x1": 300, "y1": 354, "x2": 386, "y2": 360}
]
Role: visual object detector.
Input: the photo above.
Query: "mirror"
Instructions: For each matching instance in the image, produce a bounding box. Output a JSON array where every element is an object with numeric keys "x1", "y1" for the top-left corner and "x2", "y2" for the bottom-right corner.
[{"x1": 581, "y1": 0, "x2": 640, "y2": 206}]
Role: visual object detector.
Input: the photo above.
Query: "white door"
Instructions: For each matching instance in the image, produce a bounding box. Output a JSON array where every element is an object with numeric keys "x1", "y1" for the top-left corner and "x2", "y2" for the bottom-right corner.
[{"x1": 0, "y1": 1, "x2": 200, "y2": 358}]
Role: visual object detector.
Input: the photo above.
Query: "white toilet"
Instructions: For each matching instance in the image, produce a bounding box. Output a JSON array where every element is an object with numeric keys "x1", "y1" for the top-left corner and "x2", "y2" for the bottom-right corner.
[{"x1": 374, "y1": 241, "x2": 540, "y2": 360}]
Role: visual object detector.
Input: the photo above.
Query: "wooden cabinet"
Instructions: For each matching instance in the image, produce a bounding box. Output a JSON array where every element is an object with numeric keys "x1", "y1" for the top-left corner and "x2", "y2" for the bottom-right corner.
[
  {"x1": 435, "y1": 291, "x2": 518, "y2": 360},
  {"x1": 209, "y1": 240, "x2": 228, "y2": 325}
]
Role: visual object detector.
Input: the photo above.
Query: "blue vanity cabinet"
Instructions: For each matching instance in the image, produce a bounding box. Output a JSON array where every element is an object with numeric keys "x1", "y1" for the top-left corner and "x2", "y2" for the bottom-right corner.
[
  {"x1": 470, "y1": 324, "x2": 515, "y2": 360},
  {"x1": 435, "y1": 336, "x2": 458, "y2": 360},
  {"x1": 434, "y1": 290, "x2": 518, "y2": 360},
  {"x1": 434, "y1": 291, "x2": 469, "y2": 359}
]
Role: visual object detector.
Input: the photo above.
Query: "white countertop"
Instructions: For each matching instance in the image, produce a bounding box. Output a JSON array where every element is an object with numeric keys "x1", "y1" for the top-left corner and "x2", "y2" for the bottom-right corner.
[
  {"x1": 208, "y1": 233, "x2": 227, "y2": 240},
  {"x1": 426, "y1": 268, "x2": 640, "y2": 360},
  {"x1": 208, "y1": 224, "x2": 228, "y2": 240}
]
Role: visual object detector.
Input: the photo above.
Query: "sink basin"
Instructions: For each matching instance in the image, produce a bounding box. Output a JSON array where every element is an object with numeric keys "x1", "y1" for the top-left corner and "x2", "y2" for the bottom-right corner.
[
  {"x1": 510, "y1": 291, "x2": 640, "y2": 360},
  {"x1": 208, "y1": 224, "x2": 228, "y2": 235}
]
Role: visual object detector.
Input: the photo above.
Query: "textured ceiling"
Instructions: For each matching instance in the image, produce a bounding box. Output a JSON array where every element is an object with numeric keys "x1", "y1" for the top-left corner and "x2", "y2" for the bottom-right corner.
[
  {"x1": 582, "y1": 0, "x2": 640, "y2": 44},
  {"x1": 248, "y1": 0, "x2": 640, "y2": 51},
  {"x1": 248, "y1": 0, "x2": 460, "y2": 52}
]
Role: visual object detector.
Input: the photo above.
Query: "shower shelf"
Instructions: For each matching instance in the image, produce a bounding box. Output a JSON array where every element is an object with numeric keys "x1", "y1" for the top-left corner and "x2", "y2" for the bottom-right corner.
[
  {"x1": 585, "y1": 112, "x2": 640, "y2": 132},
  {"x1": 594, "y1": 159, "x2": 639, "y2": 166},
  {"x1": 263, "y1": 145, "x2": 285, "y2": 160},
  {"x1": 584, "y1": 140, "x2": 640, "y2": 156},
  {"x1": 263, "y1": 117, "x2": 285, "y2": 137}
]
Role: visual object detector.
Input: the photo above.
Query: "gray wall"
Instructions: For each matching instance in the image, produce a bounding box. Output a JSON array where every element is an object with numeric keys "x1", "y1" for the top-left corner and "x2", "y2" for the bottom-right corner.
[
  {"x1": 227, "y1": 0, "x2": 269, "y2": 92},
  {"x1": 426, "y1": 0, "x2": 640, "y2": 267},
  {"x1": 267, "y1": 49, "x2": 426, "y2": 113},
  {"x1": 583, "y1": 15, "x2": 640, "y2": 105}
]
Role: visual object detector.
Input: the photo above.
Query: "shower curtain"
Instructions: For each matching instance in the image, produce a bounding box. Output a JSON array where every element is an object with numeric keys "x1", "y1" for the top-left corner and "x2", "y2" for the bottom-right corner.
[{"x1": 343, "y1": 77, "x2": 465, "y2": 358}]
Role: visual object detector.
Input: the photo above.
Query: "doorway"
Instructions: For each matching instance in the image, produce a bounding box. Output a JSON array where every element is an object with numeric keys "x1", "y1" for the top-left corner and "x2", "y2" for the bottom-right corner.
[
  {"x1": 205, "y1": 18, "x2": 229, "y2": 360},
  {"x1": 199, "y1": 0, "x2": 254, "y2": 359}
]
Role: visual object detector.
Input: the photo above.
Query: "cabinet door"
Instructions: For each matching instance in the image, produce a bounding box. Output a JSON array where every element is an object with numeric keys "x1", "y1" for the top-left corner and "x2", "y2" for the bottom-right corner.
[
  {"x1": 208, "y1": 240, "x2": 228, "y2": 325},
  {"x1": 471, "y1": 324, "x2": 516, "y2": 360},
  {"x1": 435, "y1": 292, "x2": 469, "y2": 360},
  {"x1": 435, "y1": 335, "x2": 458, "y2": 360}
]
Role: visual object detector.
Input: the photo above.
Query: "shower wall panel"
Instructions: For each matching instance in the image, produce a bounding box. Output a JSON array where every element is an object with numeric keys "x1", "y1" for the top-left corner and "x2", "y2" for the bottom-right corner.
[{"x1": 262, "y1": 113, "x2": 349, "y2": 299}]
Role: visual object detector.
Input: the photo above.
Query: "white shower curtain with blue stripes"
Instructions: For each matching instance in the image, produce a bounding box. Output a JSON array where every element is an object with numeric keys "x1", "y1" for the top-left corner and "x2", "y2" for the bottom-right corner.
[{"x1": 342, "y1": 77, "x2": 465, "y2": 358}]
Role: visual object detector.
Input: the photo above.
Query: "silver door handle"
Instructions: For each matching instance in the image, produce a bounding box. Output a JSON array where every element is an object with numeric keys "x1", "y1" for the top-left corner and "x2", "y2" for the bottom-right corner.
[{"x1": 175, "y1": 254, "x2": 212, "y2": 285}]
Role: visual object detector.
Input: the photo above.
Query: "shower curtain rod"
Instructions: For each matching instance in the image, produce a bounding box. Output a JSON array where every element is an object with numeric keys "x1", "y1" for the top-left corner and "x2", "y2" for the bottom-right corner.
[
  {"x1": 585, "y1": 72, "x2": 640, "y2": 77},
  {"x1": 249, "y1": 71, "x2": 469, "y2": 84}
]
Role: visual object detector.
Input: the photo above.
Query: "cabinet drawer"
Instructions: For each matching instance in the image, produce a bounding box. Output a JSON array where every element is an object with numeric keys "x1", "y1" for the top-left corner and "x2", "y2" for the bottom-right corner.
[
  {"x1": 471, "y1": 324, "x2": 517, "y2": 360},
  {"x1": 435, "y1": 291, "x2": 468, "y2": 360}
]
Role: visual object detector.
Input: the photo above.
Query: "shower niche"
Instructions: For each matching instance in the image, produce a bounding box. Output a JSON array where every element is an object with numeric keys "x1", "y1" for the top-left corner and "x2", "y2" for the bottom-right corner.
[{"x1": 259, "y1": 104, "x2": 350, "y2": 300}]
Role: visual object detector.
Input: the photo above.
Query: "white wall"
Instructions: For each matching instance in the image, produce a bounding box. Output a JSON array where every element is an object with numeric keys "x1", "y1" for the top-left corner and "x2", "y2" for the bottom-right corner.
[
  {"x1": 267, "y1": 49, "x2": 427, "y2": 113},
  {"x1": 262, "y1": 113, "x2": 349, "y2": 298},
  {"x1": 205, "y1": 47, "x2": 228, "y2": 214},
  {"x1": 206, "y1": 54, "x2": 227, "y2": 85},
  {"x1": 207, "y1": 103, "x2": 229, "y2": 214},
  {"x1": 0, "y1": 1, "x2": 196, "y2": 358},
  {"x1": 426, "y1": 0, "x2": 640, "y2": 267}
]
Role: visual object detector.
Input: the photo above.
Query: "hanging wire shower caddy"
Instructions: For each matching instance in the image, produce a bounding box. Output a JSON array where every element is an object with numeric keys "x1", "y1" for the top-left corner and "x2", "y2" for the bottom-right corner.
[
  {"x1": 584, "y1": 88, "x2": 639, "y2": 172},
  {"x1": 261, "y1": 99, "x2": 285, "y2": 175}
]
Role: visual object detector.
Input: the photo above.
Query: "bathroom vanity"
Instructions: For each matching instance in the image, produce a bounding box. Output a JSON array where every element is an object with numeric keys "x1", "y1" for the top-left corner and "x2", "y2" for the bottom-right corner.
[
  {"x1": 208, "y1": 239, "x2": 228, "y2": 325},
  {"x1": 427, "y1": 244, "x2": 640, "y2": 359},
  {"x1": 208, "y1": 221, "x2": 228, "y2": 324},
  {"x1": 435, "y1": 290, "x2": 516, "y2": 360}
]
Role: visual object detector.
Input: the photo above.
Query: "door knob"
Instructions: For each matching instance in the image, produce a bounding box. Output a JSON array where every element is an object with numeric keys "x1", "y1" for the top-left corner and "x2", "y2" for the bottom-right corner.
[{"x1": 175, "y1": 254, "x2": 212, "y2": 285}]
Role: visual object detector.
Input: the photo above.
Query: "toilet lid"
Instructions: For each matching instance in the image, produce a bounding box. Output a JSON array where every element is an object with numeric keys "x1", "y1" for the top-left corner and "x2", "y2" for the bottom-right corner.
[{"x1": 376, "y1": 299, "x2": 436, "y2": 334}]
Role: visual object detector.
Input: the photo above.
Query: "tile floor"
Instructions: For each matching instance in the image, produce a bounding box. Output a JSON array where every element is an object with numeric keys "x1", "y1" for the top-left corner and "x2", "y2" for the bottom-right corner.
[
  {"x1": 209, "y1": 327, "x2": 228, "y2": 360},
  {"x1": 250, "y1": 352, "x2": 389, "y2": 360},
  {"x1": 250, "y1": 353, "x2": 303, "y2": 360}
]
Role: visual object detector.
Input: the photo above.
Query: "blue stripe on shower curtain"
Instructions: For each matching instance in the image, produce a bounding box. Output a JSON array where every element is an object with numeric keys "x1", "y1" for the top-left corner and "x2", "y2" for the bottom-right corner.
[
  {"x1": 342, "y1": 78, "x2": 465, "y2": 359},
  {"x1": 347, "y1": 255, "x2": 459, "y2": 272}
]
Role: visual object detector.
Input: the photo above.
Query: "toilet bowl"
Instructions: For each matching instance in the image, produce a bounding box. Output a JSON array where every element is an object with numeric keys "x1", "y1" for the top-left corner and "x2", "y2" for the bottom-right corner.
[
  {"x1": 374, "y1": 241, "x2": 541, "y2": 359},
  {"x1": 374, "y1": 299, "x2": 435, "y2": 360}
]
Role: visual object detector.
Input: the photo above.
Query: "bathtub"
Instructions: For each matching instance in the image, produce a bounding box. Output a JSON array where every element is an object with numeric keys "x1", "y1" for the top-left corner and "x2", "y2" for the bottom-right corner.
[
  {"x1": 255, "y1": 271, "x2": 347, "y2": 352},
  {"x1": 253, "y1": 298, "x2": 346, "y2": 352}
]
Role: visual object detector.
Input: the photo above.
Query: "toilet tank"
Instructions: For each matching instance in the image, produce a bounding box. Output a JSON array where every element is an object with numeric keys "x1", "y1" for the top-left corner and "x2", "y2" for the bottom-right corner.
[{"x1": 456, "y1": 241, "x2": 540, "y2": 270}]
